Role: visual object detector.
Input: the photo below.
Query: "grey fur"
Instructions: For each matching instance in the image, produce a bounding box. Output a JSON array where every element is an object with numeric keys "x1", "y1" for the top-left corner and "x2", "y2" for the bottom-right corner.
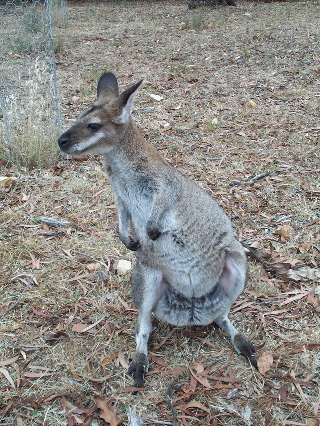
[{"x1": 58, "y1": 73, "x2": 256, "y2": 387}]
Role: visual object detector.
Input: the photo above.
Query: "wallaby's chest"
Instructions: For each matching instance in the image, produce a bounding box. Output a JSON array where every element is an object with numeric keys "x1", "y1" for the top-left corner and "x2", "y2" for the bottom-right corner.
[{"x1": 109, "y1": 169, "x2": 155, "y2": 218}]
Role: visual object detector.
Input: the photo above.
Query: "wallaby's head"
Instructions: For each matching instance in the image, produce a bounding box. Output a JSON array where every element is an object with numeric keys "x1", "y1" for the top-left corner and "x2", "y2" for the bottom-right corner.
[{"x1": 58, "y1": 73, "x2": 143, "y2": 155}]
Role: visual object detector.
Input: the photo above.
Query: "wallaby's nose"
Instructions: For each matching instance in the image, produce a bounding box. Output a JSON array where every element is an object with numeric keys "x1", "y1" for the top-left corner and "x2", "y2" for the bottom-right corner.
[{"x1": 58, "y1": 132, "x2": 70, "y2": 148}]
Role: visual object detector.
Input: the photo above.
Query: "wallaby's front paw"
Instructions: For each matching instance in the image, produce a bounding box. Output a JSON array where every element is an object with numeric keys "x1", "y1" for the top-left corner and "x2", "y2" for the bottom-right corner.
[
  {"x1": 126, "y1": 237, "x2": 141, "y2": 251},
  {"x1": 146, "y1": 226, "x2": 161, "y2": 240},
  {"x1": 128, "y1": 353, "x2": 149, "y2": 387},
  {"x1": 234, "y1": 334, "x2": 257, "y2": 368}
]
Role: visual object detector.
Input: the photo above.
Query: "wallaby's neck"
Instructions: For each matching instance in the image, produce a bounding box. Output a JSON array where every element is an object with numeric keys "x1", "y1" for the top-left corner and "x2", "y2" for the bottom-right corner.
[{"x1": 104, "y1": 119, "x2": 166, "y2": 173}]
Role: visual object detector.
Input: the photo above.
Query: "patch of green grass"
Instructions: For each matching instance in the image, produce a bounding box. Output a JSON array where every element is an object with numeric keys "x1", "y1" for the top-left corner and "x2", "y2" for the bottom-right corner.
[
  {"x1": 169, "y1": 63, "x2": 187, "y2": 78},
  {"x1": 183, "y1": 9, "x2": 207, "y2": 30},
  {"x1": 204, "y1": 120, "x2": 221, "y2": 132}
]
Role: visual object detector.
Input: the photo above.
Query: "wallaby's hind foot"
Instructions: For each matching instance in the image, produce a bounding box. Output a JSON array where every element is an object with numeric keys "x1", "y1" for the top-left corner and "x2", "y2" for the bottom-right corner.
[
  {"x1": 233, "y1": 334, "x2": 257, "y2": 368},
  {"x1": 215, "y1": 315, "x2": 256, "y2": 368},
  {"x1": 128, "y1": 352, "x2": 149, "y2": 387}
]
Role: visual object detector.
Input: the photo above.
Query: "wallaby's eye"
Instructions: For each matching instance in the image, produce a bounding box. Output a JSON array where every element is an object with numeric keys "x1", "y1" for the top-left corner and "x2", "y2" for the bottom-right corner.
[{"x1": 88, "y1": 123, "x2": 102, "y2": 131}]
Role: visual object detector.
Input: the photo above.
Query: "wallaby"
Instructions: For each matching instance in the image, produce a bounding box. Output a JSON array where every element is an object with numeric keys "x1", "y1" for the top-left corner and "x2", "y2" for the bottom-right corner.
[{"x1": 58, "y1": 72, "x2": 256, "y2": 387}]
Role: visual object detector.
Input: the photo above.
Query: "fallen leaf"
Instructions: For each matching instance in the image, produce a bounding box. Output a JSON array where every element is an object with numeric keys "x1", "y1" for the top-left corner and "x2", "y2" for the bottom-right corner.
[
  {"x1": 150, "y1": 353, "x2": 168, "y2": 367},
  {"x1": 70, "y1": 362, "x2": 82, "y2": 381},
  {"x1": 0, "y1": 367, "x2": 16, "y2": 388},
  {"x1": 80, "y1": 316, "x2": 105, "y2": 333},
  {"x1": 117, "y1": 296, "x2": 131, "y2": 310},
  {"x1": 101, "y1": 352, "x2": 118, "y2": 365},
  {"x1": 117, "y1": 352, "x2": 128, "y2": 370},
  {"x1": 306, "y1": 419, "x2": 318, "y2": 426},
  {"x1": 24, "y1": 372, "x2": 53, "y2": 378},
  {"x1": 299, "y1": 241, "x2": 312, "y2": 253},
  {"x1": 189, "y1": 366, "x2": 212, "y2": 389},
  {"x1": 46, "y1": 330, "x2": 69, "y2": 344},
  {"x1": 0, "y1": 176, "x2": 16, "y2": 190},
  {"x1": 162, "y1": 365, "x2": 186, "y2": 377},
  {"x1": 94, "y1": 395, "x2": 123, "y2": 426},
  {"x1": 32, "y1": 309, "x2": 48, "y2": 317},
  {"x1": 287, "y1": 267, "x2": 320, "y2": 282},
  {"x1": 0, "y1": 356, "x2": 19, "y2": 367},
  {"x1": 257, "y1": 351, "x2": 273, "y2": 375},
  {"x1": 207, "y1": 375, "x2": 242, "y2": 384},
  {"x1": 274, "y1": 224, "x2": 291, "y2": 242},
  {"x1": 119, "y1": 386, "x2": 145, "y2": 393},
  {"x1": 279, "y1": 292, "x2": 308, "y2": 306},
  {"x1": 177, "y1": 400, "x2": 210, "y2": 414},
  {"x1": 307, "y1": 287, "x2": 320, "y2": 311},
  {"x1": 86, "y1": 262, "x2": 101, "y2": 271},
  {"x1": 72, "y1": 323, "x2": 89, "y2": 333},
  {"x1": 15, "y1": 415, "x2": 24, "y2": 426}
]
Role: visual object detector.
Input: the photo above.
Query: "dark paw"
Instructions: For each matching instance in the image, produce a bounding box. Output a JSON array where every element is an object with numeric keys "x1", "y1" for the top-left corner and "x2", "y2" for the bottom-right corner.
[
  {"x1": 147, "y1": 227, "x2": 161, "y2": 241},
  {"x1": 126, "y1": 237, "x2": 141, "y2": 251},
  {"x1": 234, "y1": 334, "x2": 257, "y2": 368},
  {"x1": 128, "y1": 353, "x2": 148, "y2": 387}
]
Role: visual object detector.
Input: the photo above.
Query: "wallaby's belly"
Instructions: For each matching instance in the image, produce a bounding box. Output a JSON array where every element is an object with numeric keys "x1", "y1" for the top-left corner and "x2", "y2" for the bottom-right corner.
[
  {"x1": 136, "y1": 229, "x2": 237, "y2": 299},
  {"x1": 154, "y1": 282, "x2": 231, "y2": 326},
  {"x1": 131, "y1": 179, "x2": 246, "y2": 299}
]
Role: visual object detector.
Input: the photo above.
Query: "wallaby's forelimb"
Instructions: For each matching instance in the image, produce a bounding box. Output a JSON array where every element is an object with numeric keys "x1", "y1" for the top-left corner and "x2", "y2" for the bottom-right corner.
[
  {"x1": 116, "y1": 196, "x2": 140, "y2": 251},
  {"x1": 146, "y1": 189, "x2": 170, "y2": 240}
]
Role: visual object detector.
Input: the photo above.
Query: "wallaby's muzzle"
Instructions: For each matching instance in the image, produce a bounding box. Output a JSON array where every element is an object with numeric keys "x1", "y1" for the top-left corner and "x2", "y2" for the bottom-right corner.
[{"x1": 58, "y1": 131, "x2": 71, "y2": 152}]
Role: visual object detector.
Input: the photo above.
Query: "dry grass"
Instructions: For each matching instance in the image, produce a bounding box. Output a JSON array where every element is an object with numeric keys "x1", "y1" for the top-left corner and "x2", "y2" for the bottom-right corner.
[
  {"x1": 1, "y1": 1, "x2": 319, "y2": 425},
  {"x1": 0, "y1": 4, "x2": 60, "y2": 168}
]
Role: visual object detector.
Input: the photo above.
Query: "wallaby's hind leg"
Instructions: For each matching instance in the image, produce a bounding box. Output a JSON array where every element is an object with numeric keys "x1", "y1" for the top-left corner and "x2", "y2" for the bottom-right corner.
[
  {"x1": 215, "y1": 314, "x2": 257, "y2": 367},
  {"x1": 215, "y1": 254, "x2": 257, "y2": 367},
  {"x1": 128, "y1": 263, "x2": 164, "y2": 387}
]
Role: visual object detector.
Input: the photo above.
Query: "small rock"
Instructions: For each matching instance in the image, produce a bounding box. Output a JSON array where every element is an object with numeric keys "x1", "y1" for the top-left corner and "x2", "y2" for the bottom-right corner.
[{"x1": 116, "y1": 259, "x2": 132, "y2": 275}]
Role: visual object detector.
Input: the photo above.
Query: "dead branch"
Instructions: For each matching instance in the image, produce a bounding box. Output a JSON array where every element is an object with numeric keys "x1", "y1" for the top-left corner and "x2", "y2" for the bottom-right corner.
[
  {"x1": 35, "y1": 216, "x2": 71, "y2": 227},
  {"x1": 230, "y1": 172, "x2": 275, "y2": 186}
]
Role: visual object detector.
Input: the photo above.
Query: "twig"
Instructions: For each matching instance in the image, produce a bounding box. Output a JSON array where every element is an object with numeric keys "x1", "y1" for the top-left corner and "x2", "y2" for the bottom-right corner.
[
  {"x1": 71, "y1": 250, "x2": 111, "y2": 271},
  {"x1": 0, "y1": 279, "x2": 33, "y2": 319},
  {"x1": 241, "y1": 242, "x2": 276, "y2": 276},
  {"x1": 230, "y1": 172, "x2": 275, "y2": 186}
]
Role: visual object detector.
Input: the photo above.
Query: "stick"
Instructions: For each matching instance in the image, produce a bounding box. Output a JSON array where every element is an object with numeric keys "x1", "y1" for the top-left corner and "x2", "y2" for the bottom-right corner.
[
  {"x1": 241, "y1": 242, "x2": 276, "y2": 276},
  {"x1": 230, "y1": 172, "x2": 275, "y2": 186},
  {"x1": 0, "y1": 280, "x2": 32, "y2": 319}
]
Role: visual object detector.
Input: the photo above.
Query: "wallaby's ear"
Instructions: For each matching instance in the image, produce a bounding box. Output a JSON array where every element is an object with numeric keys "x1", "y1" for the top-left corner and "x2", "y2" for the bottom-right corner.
[
  {"x1": 113, "y1": 79, "x2": 143, "y2": 124},
  {"x1": 97, "y1": 72, "x2": 120, "y2": 102}
]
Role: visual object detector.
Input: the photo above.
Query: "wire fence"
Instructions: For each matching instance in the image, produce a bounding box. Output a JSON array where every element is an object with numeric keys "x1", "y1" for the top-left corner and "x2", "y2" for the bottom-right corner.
[{"x1": 0, "y1": 0, "x2": 65, "y2": 168}]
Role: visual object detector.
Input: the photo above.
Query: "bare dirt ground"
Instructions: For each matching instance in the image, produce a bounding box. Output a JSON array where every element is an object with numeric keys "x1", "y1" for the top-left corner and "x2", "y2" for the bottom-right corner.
[{"x1": 1, "y1": 1, "x2": 320, "y2": 425}]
